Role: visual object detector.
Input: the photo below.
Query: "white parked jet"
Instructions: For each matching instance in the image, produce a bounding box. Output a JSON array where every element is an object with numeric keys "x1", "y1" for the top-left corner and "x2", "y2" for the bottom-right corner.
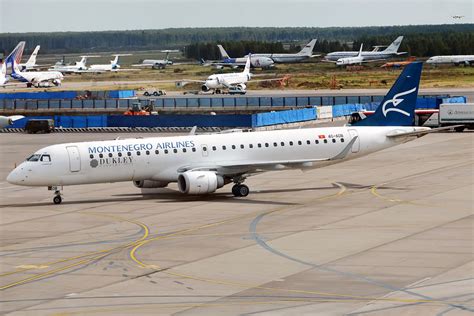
[
  {"x1": 49, "y1": 56, "x2": 92, "y2": 73},
  {"x1": 336, "y1": 44, "x2": 365, "y2": 66},
  {"x1": 5, "y1": 43, "x2": 64, "y2": 88},
  {"x1": 209, "y1": 45, "x2": 274, "y2": 69},
  {"x1": 132, "y1": 50, "x2": 180, "y2": 69},
  {"x1": 426, "y1": 55, "x2": 474, "y2": 66},
  {"x1": 7, "y1": 63, "x2": 448, "y2": 204},
  {"x1": 250, "y1": 39, "x2": 319, "y2": 63},
  {"x1": 88, "y1": 54, "x2": 132, "y2": 72},
  {"x1": 19, "y1": 45, "x2": 41, "y2": 71}
]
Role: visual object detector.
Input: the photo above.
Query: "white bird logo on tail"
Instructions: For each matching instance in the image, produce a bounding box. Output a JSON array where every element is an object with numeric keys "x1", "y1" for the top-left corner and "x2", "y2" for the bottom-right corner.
[{"x1": 382, "y1": 87, "x2": 417, "y2": 117}]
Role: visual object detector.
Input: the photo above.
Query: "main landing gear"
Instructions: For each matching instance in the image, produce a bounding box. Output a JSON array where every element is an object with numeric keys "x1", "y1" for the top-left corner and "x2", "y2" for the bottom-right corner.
[
  {"x1": 231, "y1": 175, "x2": 250, "y2": 197},
  {"x1": 49, "y1": 186, "x2": 63, "y2": 204}
]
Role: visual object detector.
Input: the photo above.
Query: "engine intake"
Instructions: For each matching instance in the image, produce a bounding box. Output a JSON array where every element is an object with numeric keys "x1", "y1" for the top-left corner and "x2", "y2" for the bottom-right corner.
[
  {"x1": 133, "y1": 180, "x2": 169, "y2": 188},
  {"x1": 177, "y1": 171, "x2": 224, "y2": 195}
]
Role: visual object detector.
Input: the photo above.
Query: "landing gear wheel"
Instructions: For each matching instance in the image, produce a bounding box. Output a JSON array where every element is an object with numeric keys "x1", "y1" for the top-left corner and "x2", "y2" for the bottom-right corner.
[
  {"x1": 232, "y1": 184, "x2": 249, "y2": 197},
  {"x1": 53, "y1": 195, "x2": 62, "y2": 205}
]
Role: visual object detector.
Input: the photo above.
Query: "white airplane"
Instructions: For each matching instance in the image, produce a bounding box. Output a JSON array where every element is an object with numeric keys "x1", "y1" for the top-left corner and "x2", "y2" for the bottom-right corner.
[
  {"x1": 49, "y1": 56, "x2": 93, "y2": 73},
  {"x1": 249, "y1": 39, "x2": 319, "y2": 63},
  {"x1": 7, "y1": 62, "x2": 451, "y2": 205},
  {"x1": 132, "y1": 50, "x2": 180, "y2": 69},
  {"x1": 0, "y1": 115, "x2": 24, "y2": 128},
  {"x1": 88, "y1": 54, "x2": 132, "y2": 72},
  {"x1": 207, "y1": 45, "x2": 274, "y2": 69},
  {"x1": 325, "y1": 36, "x2": 406, "y2": 62},
  {"x1": 336, "y1": 44, "x2": 365, "y2": 66},
  {"x1": 19, "y1": 45, "x2": 41, "y2": 71},
  {"x1": 426, "y1": 55, "x2": 474, "y2": 66},
  {"x1": 5, "y1": 43, "x2": 63, "y2": 88}
]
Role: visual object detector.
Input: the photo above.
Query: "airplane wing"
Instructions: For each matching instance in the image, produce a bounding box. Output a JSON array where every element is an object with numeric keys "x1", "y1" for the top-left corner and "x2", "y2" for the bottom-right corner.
[
  {"x1": 175, "y1": 79, "x2": 206, "y2": 87},
  {"x1": 177, "y1": 136, "x2": 358, "y2": 174}
]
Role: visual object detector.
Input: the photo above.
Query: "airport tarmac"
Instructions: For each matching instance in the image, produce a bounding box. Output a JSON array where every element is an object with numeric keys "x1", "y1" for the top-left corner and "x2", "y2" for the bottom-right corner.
[{"x1": 0, "y1": 130, "x2": 473, "y2": 315}]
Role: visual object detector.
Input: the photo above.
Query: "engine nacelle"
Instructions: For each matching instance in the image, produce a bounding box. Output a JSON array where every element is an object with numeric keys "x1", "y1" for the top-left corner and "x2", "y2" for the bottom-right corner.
[
  {"x1": 177, "y1": 171, "x2": 224, "y2": 195},
  {"x1": 201, "y1": 84, "x2": 210, "y2": 92},
  {"x1": 133, "y1": 180, "x2": 169, "y2": 188},
  {"x1": 52, "y1": 79, "x2": 61, "y2": 86},
  {"x1": 236, "y1": 83, "x2": 246, "y2": 91}
]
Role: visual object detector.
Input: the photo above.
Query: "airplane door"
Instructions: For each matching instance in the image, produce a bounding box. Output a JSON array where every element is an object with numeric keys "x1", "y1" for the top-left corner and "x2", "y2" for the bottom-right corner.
[
  {"x1": 348, "y1": 129, "x2": 360, "y2": 153},
  {"x1": 66, "y1": 146, "x2": 81, "y2": 172},
  {"x1": 201, "y1": 144, "x2": 209, "y2": 157}
]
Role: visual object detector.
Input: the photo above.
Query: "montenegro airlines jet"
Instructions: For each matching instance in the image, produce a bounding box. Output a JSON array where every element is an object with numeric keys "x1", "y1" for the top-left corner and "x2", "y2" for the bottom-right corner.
[{"x1": 8, "y1": 63, "x2": 435, "y2": 204}]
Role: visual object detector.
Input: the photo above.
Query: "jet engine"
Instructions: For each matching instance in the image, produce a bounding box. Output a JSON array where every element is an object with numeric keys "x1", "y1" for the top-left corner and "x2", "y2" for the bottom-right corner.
[
  {"x1": 177, "y1": 171, "x2": 225, "y2": 195},
  {"x1": 52, "y1": 79, "x2": 61, "y2": 86},
  {"x1": 236, "y1": 83, "x2": 246, "y2": 91},
  {"x1": 201, "y1": 84, "x2": 210, "y2": 92},
  {"x1": 133, "y1": 180, "x2": 169, "y2": 188}
]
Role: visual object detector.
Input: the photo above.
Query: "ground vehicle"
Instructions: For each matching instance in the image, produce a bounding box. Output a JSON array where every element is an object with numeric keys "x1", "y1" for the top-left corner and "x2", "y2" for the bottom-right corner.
[
  {"x1": 25, "y1": 119, "x2": 54, "y2": 134},
  {"x1": 438, "y1": 103, "x2": 474, "y2": 131},
  {"x1": 227, "y1": 86, "x2": 247, "y2": 95},
  {"x1": 143, "y1": 89, "x2": 166, "y2": 97}
]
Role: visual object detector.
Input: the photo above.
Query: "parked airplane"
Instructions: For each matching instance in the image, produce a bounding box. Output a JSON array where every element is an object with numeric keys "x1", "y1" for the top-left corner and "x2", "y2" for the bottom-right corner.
[
  {"x1": 181, "y1": 55, "x2": 253, "y2": 93},
  {"x1": 381, "y1": 57, "x2": 417, "y2": 69},
  {"x1": 204, "y1": 45, "x2": 274, "y2": 69},
  {"x1": 250, "y1": 39, "x2": 319, "y2": 63},
  {"x1": 49, "y1": 56, "x2": 93, "y2": 73},
  {"x1": 88, "y1": 54, "x2": 132, "y2": 72},
  {"x1": 0, "y1": 115, "x2": 24, "y2": 128},
  {"x1": 132, "y1": 50, "x2": 180, "y2": 69},
  {"x1": 19, "y1": 45, "x2": 41, "y2": 71},
  {"x1": 325, "y1": 36, "x2": 406, "y2": 62},
  {"x1": 3, "y1": 42, "x2": 63, "y2": 88},
  {"x1": 426, "y1": 55, "x2": 474, "y2": 66},
  {"x1": 335, "y1": 44, "x2": 365, "y2": 66},
  {"x1": 7, "y1": 62, "x2": 450, "y2": 205}
]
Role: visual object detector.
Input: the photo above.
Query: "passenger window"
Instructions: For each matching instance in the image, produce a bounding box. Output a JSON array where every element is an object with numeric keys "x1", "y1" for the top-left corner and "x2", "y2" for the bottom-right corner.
[
  {"x1": 192, "y1": 148, "x2": 196, "y2": 152},
  {"x1": 258, "y1": 143, "x2": 262, "y2": 148},
  {"x1": 341, "y1": 138, "x2": 345, "y2": 143},
  {"x1": 99, "y1": 154, "x2": 103, "y2": 158},
  {"x1": 202, "y1": 147, "x2": 207, "y2": 152},
  {"x1": 249, "y1": 144, "x2": 253, "y2": 149},
  {"x1": 212, "y1": 146, "x2": 216, "y2": 151},
  {"x1": 222, "y1": 145, "x2": 227, "y2": 150},
  {"x1": 273, "y1": 142, "x2": 277, "y2": 147},
  {"x1": 89, "y1": 154, "x2": 94, "y2": 159},
  {"x1": 173, "y1": 149, "x2": 178, "y2": 153},
  {"x1": 240, "y1": 144, "x2": 244, "y2": 149},
  {"x1": 281, "y1": 142, "x2": 285, "y2": 146},
  {"x1": 108, "y1": 153, "x2": 113, "y2": 157},
  {"x1": 265, "y1": 143, "x2": 269, "y2": 147},
  {"x1": 155, "y1": 150, "x2": 159, "y2": 154},
  {"x1": 41, "y1": 155, "x2": 51, "y2": 162},
  {"x1": 289, "y1": 141, "x2": 294, "y2": 146},
  {"x1": 127, "y1": 152, "x2": 131, "y2": 156},
  {"x1": 298, "y1": 141, "x2": 302, "y2": 145},
  {"x1": 137, "y1": 151, "x2": 141, "y2": 156},
  {"x1": 164, "y1": 149, "x2": 169, "y2": 154},
  {"x1": 146, "y1": 150, "x2": 150, "y2": 155},
  {"x1": 183, "y1": 148, "x2": 187, "y2": 153},
  {"x1": 232, "y1": 145, "x2": 236, "y2": 149},
  {"x1": 315, "y1": 140, "x2": 319, "y2": 144},
  {"x1": 332, "y1": 139, "x2": 336, "y2": 143},
  {"x1": 118, "y1": 152, "x2": 122, "y2": 157},
  {"x1": 324, "y1": 139, "x2": 328, "y2": 144},
  {"x1": 306, "y1": 140, "x2": 311, "y2": 145}
]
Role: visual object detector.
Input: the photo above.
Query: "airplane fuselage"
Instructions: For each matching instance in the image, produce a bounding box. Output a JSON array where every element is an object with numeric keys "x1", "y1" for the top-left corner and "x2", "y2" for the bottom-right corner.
[
  {"x1": 7, "y1": 126, "x2": 423, "y2": 187},
  {"x1": 325, "y1": 51, "x2": 401, "y2": 61}
]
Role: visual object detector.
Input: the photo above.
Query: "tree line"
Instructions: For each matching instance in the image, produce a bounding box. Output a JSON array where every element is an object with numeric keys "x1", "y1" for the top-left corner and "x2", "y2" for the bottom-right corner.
[{"x1": 0, "y1": 24, "x2": 472, "y2": 57}]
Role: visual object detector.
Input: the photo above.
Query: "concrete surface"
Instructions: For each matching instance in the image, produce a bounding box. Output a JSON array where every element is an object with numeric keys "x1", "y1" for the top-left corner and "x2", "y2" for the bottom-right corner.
[{"x1": 0, "y1": 129, "x2": 472, "y2": 315}]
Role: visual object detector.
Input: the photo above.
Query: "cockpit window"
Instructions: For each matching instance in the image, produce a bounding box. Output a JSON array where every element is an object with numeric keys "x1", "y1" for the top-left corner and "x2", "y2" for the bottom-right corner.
[
  {"x1": 26, "y1": 154, "x2": 41, "y2": 162},
  {"x1": 41, "y1": 155, "x2": 51, "y2": 162}
]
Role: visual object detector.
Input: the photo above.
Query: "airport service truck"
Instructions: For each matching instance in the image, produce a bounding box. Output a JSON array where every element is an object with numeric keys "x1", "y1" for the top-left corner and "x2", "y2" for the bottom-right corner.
[{"x1": 423, "y1": 103, "x2": 474, "y2": 131}]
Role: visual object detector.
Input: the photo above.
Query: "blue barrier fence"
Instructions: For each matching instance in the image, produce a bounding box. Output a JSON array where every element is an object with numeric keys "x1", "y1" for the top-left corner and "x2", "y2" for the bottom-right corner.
[
  {"x1": 0, "y1": 94, "x2": 452, "y2": 110},
  {"x1": 7, "y1": 95, "x2": 467, "y2": 129}
]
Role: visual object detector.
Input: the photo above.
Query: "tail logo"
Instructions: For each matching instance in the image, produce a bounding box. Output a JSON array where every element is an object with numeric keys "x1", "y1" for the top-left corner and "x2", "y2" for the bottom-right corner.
[{"x1": 382, "y1": 87, "x2": 417, "y2": 117}]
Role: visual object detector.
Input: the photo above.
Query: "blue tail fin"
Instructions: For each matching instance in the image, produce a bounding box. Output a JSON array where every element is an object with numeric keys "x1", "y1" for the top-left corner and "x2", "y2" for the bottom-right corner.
[{"x1": 353, "y1": 62, "x2": 423, "y2": 126}]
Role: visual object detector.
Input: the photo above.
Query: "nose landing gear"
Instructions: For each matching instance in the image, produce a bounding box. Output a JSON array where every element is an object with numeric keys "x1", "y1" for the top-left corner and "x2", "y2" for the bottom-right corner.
[{"x1": 49, "y1": 186, "x2": 63, "y2": 204}]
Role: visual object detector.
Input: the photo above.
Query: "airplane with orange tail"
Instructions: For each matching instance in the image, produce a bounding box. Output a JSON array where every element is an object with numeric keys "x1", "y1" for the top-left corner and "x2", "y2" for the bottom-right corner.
[{"x1": 381, "y1": 57, "x2": 417, "y2": 69}]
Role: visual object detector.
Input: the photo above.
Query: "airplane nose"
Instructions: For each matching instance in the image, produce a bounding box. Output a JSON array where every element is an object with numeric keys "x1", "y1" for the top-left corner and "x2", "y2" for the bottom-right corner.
[{"x1": 7, "y1": 167, "x2": 23, "y2": 185}]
